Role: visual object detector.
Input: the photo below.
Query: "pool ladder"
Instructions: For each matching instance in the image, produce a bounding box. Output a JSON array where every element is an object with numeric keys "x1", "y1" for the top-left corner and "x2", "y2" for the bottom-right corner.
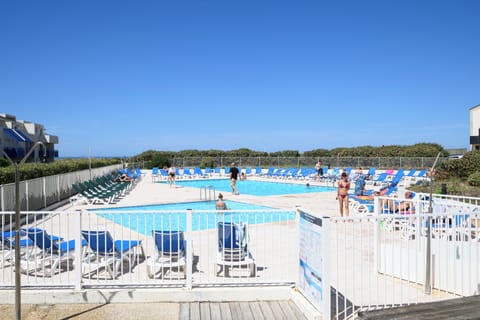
[{"x1": 200, "y1": 185, "x2": 216, "y2": 201}]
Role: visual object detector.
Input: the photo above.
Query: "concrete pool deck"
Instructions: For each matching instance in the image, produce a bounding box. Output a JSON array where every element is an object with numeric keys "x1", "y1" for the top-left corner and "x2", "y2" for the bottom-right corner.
[{"x1": 77, "y1": 174, "x2": 341, "y2": 216}]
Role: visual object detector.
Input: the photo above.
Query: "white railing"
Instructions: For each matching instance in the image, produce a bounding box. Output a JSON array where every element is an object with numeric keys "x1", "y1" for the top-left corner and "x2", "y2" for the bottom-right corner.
[
  {"x1": 1, "y1": 194, "x2": 479, "y2": 320},
  {"x1": 0, "y1": 164, "x2": 122, "y2": 211},
  {"x1": 0, "y1": 209, "x2": 297, "y2": 289},
  {"x1": 325, "y1": 195, "x2": 480, "y2": 319}
]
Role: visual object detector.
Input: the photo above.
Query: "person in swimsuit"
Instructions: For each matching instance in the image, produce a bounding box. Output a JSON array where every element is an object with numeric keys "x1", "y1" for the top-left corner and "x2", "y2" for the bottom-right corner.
[
  {"x1": 229, "y1": 162, "x2": 240, "y2": 195},
  {"x1": 387, "y1": 191, "x2": 414, "y2": 213},
  {"x1": 215, "y1": 193, "x2": 228, "y2": 210},
  {"x1": 337, "y1": 172, "x2": 351, "y2": 217},
  {"x1": 168, "y1": 166, "x2": 176, "y2": 187},
  {"x1": 315, "y1": 160, "x2": 322, "y2": 181}
]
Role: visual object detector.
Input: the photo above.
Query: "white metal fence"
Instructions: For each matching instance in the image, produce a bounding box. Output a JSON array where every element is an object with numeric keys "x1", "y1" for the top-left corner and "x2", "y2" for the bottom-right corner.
[
  {"x1": 1, "y1": 194, "x2": 479, "y2": 320},
  {"x1": 326, "y1": 194, "x2": 480, "y2": 319},
  {"x1": 0, "y1": 208, "x2": 297, "y2": 289},
  {"x1": 0, "y1": 164, "x2": 122, "y2": 211},
  {"x1": 173, "y1": 156, "x2": 440, "y2": 170}
]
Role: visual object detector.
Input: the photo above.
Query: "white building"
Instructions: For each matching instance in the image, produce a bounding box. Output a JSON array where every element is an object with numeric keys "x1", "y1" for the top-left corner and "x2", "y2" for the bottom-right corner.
[
  {"x1": 471, "y1": 105, "x2": 480, "y2": 151},
  {"x1": 0, "y1": 114, "x2": 59, "y2": 162}
]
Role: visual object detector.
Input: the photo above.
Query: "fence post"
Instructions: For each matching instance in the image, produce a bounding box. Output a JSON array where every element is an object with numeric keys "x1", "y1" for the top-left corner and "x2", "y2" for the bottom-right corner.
[
  {"x1": 57, "y1": 175, "x2": 61, "y2": 202},
  {"x1": 322, "y1": 217, "x2": 331, "y2": 320},
  {"x1": 43, "y1": 177, "x2": 47, "y2": 208},
  {"x1": 186, "y1": 209, "x2": 193, "y2": 290},
  {"x1": 373, "y1": 196, "x2": 380, "y2": 273},
  {"x1": 74, "y1": 210, "x2": 83, "y2": 290},
  {"x1": 68, "y1": 173, "x2": 71, "y2": 197},
  {"x1": 25, "y1": 181, "x2": 29, "y2": 211},
  {"x1": 0, "y1": 184, "x2": 3, "y2": 211}
]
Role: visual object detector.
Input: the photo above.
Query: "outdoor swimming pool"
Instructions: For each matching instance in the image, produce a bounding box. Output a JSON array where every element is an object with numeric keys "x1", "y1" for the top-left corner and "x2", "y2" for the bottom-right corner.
[
  {"x1": 93, "y1": 201, "x2": 295, "y2": 235},
  {"x1": 160, "y1": 179, "x2": 335, "y2": 196}
]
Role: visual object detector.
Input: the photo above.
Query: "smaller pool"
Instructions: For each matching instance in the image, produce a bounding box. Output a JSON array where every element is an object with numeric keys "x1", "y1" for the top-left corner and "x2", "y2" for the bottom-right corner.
[
  {"x1": 160, "y1": 179, "x2": 334, "y2": 196},
  {"x1": 93, "y1": 201, "x2": 295, "y2": 235}
]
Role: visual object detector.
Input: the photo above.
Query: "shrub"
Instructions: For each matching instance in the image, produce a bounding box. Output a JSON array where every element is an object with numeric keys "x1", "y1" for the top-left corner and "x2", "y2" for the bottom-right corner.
[
  {"x1": 439, "y1": 151, "x2": 480, "y2": 178},
  {"x1": 467, "y1": 171, "x2": 480, "y2": 187},
  {"x1": 148, "y1": 154, "x2": 169, "y2": 169},
  {"x1": 0, "y1": 158, "x2": 120, "y2": 185},
  {"x1": 0, "y1": 158, "x2": 10, "y2": 168},
  {"x1": 200, "y1": 157, "x2": 215, "y2": 169}
]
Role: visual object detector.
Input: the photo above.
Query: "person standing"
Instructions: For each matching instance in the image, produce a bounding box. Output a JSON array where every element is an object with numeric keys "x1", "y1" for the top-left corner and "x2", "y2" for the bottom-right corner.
[
  {"x1": 168, "y1": 166, "x2": 176, "y2": 188},
  {"x1": 315, "y1": 160, "x2": 323, "y2": 181},
  {"x1": 354, "y1": 174, "x2": 366, "y2": 196},
  {"x1": 229, "y1": 162, "x2": 240, "y2": 195},
  {"x1": 337, "y1": 172, "x2": 351, "y2": 217}
]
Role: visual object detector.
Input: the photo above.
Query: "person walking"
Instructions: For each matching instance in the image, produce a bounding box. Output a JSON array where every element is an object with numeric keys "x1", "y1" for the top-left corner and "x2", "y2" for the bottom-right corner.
[
  {"x1": 229, "y1": 162, "x2": 240, "y2": 195},
  {"x1": 168, "y1": 166, "x2": 176, "y2": 188}
]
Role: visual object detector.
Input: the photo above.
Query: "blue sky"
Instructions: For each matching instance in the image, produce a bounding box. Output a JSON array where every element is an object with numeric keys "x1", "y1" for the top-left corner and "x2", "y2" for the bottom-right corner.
[{"x1": 1, "y1": 1, "x2": 479, "y2": 157}]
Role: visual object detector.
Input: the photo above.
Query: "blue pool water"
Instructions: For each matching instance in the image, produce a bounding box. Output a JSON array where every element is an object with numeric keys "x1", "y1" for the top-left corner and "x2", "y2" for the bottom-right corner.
[
  {"x1": 161, "y1": 179, "x2": 334, "y2": 196},
  {"x1": 93, "y1": 201, "x2": 295, "y2": 235}
]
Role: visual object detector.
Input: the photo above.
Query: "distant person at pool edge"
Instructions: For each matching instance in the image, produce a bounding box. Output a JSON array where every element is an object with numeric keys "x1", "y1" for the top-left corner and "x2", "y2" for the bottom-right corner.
[
  {"x1": 215, "y1": 193, "x2": 228, "y2": 210},
  {"x1": 168, "y1": 166, "x2": 176, "y2": 187},
  {"x1": 337, "y1": 172, "x2": 351, "y2": 217},
  {"x1": 229, "y1": 162, "x2": 240, "y2": 195},
  {"x1": 315, "y1": 160, "x2": 322, "y2": 182},
  {"x1": 354, "y1": 174, "x2": 366, "y2": 196}
]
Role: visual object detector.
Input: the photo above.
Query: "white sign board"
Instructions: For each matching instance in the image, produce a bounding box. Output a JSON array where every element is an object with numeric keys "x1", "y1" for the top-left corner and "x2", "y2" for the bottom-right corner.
[{"x1": 297, "y1": 209, "x2": 330, "y2": 317}]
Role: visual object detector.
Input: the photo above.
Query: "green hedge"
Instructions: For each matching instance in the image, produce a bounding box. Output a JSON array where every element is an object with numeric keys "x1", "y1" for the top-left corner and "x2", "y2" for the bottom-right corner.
[
  {"x1": 0, "y1": 158, "x2": 121, "y2": 185},
  {"x1": 467, "y1": 171, "x2": 480, "y2": 187},
  {"x1": 136, "y1": 143, "x2": 448, "y2": 168},
  {"x1": 438, "y1": 151, "x2": 480, "y2": 179}
]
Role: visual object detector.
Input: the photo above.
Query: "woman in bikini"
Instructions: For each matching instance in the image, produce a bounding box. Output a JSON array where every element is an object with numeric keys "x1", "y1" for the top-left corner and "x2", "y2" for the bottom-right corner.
[{"x1": 337, "y1": 172, "x2": 351, "y2": 217}]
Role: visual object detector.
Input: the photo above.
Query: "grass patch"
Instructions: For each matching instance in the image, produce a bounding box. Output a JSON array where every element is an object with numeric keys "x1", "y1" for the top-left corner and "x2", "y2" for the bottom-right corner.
[{"x1": 409, "y1": 178, "x2": 480, "y2": 198}]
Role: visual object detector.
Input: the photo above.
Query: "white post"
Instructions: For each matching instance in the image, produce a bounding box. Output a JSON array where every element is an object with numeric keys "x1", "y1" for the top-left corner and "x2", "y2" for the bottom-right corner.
[
  {"x1": 416, "y1": 198, "x2": 422, "y2": 251},
  {"x1": 322, "y1": 217, "x2": 331, "y2": 320},
  {"x1": 43, "y1": 177, "x2": 46, "y2": 208},
  {"x1": 0, "y1": 185, "x2": 4, "y2": 211},
  {"x1": 294, "y1": 207, "x2": 301, "y2": 283},
  {"x1": 74, "y1": 210, "x2": 83, "y2": 290},
  {"x1": 373, "y1": 196, "x2": 380, "y2": 272},
  {"x1": 57, "y1": 175, "x2": 61, "y2": 202},
  {"x1": 186, "y1": 209, "x2": 193, "y2": 290},
  {"x1": 25, "y1": 181, "x2": 29, "y2": 211}
]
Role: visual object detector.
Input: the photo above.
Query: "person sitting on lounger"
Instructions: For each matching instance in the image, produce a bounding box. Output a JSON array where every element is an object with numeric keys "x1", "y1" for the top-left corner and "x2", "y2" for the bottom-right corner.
[
  {"x1": 387, "y1": 191, "x2": 414, "y2": 213},
  {"x1": 215, "y1": 193, "x2": 228, "y2": 210},
  {"x1": 113, "y1": 172, "x2": 133, "y2": 182}
]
